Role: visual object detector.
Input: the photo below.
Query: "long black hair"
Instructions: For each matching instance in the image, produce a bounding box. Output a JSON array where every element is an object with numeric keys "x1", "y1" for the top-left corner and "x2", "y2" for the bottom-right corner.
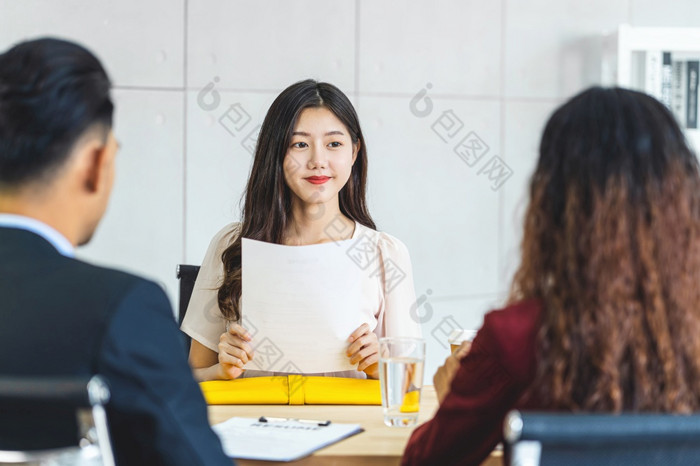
[{"x1": 218, "y1": 79, "x2": 375, "y2": 321}]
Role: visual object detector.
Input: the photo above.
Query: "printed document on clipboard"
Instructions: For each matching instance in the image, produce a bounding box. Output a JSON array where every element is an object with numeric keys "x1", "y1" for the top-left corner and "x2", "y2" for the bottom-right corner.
[{"x1": 213, "y1": 416, "x2": 364, "y2": 461}]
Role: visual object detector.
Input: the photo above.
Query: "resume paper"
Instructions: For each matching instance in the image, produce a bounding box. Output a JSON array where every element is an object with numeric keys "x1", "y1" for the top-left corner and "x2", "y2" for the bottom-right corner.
[{"x1": 241, "y1": 238, "x2": 366, "y2": 374}]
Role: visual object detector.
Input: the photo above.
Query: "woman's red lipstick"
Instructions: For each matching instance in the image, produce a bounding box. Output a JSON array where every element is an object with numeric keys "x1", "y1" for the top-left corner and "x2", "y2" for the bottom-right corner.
[{"x1": 305, "y1": 176, "x2": 330, "y2": 185}]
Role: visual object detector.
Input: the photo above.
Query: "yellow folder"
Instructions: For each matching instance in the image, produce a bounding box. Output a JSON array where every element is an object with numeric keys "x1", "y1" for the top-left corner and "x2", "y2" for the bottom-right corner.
[{"x1": 200, "y1": 376, "x2": 381, "y2": 405}]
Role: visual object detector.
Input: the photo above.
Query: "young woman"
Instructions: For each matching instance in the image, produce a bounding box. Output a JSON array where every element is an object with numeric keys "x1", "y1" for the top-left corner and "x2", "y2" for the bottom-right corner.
[
  {"x1": 182, "y1": 80, "x2": 421, "y2": 382},
  {"x1": 402, "y1": 87, "x2": 700, "y2": 465}
]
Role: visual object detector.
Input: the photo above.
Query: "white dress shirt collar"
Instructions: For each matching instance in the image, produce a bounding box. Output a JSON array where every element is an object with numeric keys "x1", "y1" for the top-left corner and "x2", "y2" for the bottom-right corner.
[{"x1": 0, "y1": 214, "x2": 75, "y2": 257}]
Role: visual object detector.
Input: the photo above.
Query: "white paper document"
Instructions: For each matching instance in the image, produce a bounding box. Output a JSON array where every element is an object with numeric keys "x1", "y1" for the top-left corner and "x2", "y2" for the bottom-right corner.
[
  {"x1": 242, "y1": 238, "x2": 366, "y2": 374},
  {"x1": 213, "y1": 417, "x2": 363, "y2": 461}
]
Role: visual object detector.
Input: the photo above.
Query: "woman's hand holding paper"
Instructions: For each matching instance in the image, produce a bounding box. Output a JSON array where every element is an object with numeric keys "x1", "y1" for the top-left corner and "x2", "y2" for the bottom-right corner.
[
  {"x1": 216, "y1": 323, "x2": 255, "y2": 380},
  {"x1": 347, "y1": 323, "x2": 379, "y2": 379}
]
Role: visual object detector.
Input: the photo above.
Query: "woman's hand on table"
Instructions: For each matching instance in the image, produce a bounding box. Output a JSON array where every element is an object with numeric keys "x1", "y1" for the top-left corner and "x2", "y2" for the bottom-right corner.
[
  {"x1": 434, "y1": 341, "x2": 470, "y2": 404},
  {"x1": 216, "y1": 323, "x2": 254, "y2": 380},
  {"x1": 347, "y1": 323, "x2": 379, "y2": 379}
]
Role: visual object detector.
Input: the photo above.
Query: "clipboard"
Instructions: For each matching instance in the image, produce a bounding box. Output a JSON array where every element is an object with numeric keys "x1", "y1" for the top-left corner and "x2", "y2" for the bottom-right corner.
[{"x1": 212, "y1": 416, "x2": 364, "y2": 461}]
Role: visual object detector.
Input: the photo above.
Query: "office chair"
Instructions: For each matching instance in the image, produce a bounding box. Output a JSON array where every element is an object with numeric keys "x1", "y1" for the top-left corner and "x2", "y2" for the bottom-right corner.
[
  {"x1": 504, "y1": 410, "x2": 700, "y2": 466},
  {"x1": 0, "y1": 375, "x2": 114, "y2": 466},
  {"x1": 175, "y1": 264, "x2": 200, "y2": 354}
]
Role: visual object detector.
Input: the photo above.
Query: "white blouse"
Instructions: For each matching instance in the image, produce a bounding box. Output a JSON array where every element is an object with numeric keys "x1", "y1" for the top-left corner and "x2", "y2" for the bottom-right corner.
[{"x1": 181, "y1": 222, "x2": 422, "y2": 379}]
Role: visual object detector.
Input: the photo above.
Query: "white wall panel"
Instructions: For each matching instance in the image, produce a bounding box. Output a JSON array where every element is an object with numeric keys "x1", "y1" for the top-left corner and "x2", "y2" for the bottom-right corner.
[
  {"x1": 505, "y1": 0, "x2": 628, "y2": 99},
  {"x1": 185, "y1": 89, "x2": 277, "y2": 265},
  {"x1": 187, "y1": 0, "x2": 356, "y2": 92},
  {"x1": 78, "y1": 90, "x2": 184, "y2": 306},
  {"x1": 0, "y1": 0, "x2": 184, "y2": 88},
  {"x1": 500, "y1": 100, "x2": 559, "y2": 287},
  {"x1": 631, "y1": 0, "x2": 700, "y2": 27},
  {"x1": 359, "y1": 95, "x2": 503, "y2": 301},
  {"x1": 359, "y1": 0, "x2": 502, "y2": 96}
]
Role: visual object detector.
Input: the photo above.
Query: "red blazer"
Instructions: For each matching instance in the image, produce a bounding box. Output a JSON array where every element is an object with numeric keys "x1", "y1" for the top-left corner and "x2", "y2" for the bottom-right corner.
[{"x1": 402, "y1": 299, "x2": 542, "y2": 466}]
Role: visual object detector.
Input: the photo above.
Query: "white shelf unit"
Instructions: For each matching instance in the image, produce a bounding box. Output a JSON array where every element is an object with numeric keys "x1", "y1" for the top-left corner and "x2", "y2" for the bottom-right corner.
[{"x1": 602, "y1": 24, "x2": 700, "y2": 152}]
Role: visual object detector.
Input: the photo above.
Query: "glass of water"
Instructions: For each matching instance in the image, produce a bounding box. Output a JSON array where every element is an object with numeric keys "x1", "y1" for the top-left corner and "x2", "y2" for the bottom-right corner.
[{"x1": 378, "y1": 337, "x2": 426, "y2": 427}]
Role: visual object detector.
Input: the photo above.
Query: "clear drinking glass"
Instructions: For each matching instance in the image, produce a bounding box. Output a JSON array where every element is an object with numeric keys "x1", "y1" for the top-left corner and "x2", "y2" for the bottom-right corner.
[{"x1": 378, "y1": 337, "x2": 426, "y2": 427}]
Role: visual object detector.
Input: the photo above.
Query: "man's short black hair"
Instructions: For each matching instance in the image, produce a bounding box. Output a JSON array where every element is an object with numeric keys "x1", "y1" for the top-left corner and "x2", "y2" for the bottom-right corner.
[{"x1": 0, "y1": 37, "x2": 113, "y2": 188}]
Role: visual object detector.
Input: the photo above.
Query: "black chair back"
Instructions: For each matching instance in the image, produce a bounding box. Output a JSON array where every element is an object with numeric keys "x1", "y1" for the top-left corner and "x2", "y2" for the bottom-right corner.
[
  {"x1": 504, "y1": 410, "x2": 700, "y2": 466},
  {"x1": 0, "y1": 375, "x2": 114, "y2": 465},
  {"x1": 176, "y1": 264, "x2": 200, "y2": 354}
]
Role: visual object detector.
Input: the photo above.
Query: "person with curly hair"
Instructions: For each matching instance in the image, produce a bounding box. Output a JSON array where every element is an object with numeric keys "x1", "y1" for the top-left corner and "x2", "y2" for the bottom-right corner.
[{"x1": 402, "y1": 86, "x2": 700, "y2": 465}]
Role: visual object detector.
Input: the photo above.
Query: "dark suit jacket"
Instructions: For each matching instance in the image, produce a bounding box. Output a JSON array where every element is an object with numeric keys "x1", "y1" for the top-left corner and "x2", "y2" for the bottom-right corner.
[
  {"x1": 402, "y1": 299, "x2": 542, "y2": 466},
  {"x1": 0, "y1": 227, "x2": 231, "y2": 465}
]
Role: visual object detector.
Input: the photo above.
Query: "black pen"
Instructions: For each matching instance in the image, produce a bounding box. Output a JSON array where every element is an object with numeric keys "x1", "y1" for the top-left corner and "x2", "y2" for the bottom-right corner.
[{"x1": 258, "y1": 416, "x2": 331, "y2": 426}]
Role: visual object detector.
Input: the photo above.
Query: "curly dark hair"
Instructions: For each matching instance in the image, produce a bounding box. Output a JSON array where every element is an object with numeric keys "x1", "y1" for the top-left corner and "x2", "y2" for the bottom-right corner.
[{"x1": 510, "y1": 87, "x2": 700, "y2": 412}]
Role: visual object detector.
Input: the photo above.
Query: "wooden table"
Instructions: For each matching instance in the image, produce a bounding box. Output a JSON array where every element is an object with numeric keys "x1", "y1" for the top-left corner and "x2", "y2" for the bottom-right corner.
[{"x1": 208, "y1": 386, "x2": 502, "y2": 465}]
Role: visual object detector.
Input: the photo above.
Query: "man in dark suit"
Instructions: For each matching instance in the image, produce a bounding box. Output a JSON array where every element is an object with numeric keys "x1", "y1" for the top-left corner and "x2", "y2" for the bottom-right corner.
[{"x1": 0, "y1": 38, "x2": 232, "y2": 465}]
